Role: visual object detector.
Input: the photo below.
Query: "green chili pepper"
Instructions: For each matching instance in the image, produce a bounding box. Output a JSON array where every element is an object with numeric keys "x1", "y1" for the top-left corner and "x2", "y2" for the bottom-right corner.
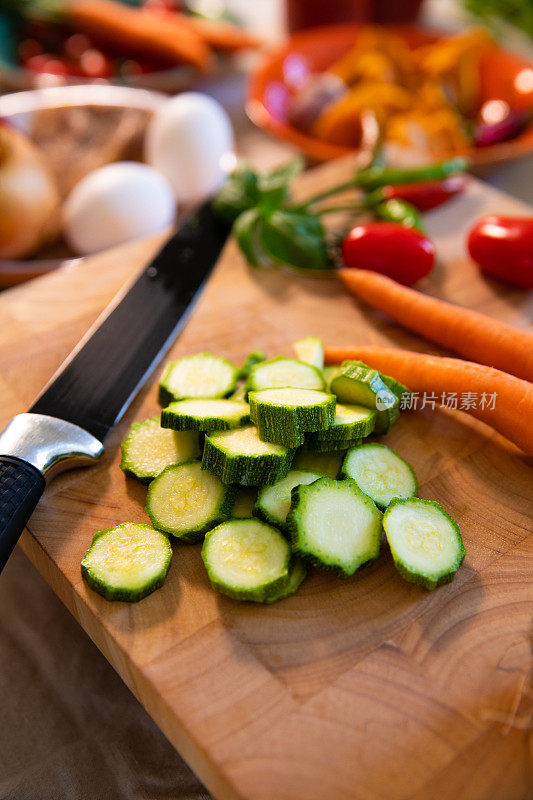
[
  {"x1": 354, "y1": 157, "x2": 467, "y2": 193},
  {"x1": 372, "y1": 199, "x2": 425, "y2": 231}
]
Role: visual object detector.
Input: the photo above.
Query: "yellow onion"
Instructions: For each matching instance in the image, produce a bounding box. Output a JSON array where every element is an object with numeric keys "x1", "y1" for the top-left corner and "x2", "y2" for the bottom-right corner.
[{"x1": 0, "y1": 123, "x2": 61, "y2": 259}]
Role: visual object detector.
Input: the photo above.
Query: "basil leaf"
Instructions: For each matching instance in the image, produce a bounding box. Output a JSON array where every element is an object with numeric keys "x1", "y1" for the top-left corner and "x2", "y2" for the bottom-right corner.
[
  {"x1": 260, "y1": 210, "x2": 332, "y2": 270},
  {"x1": 213, "y1": 163, "x2": 259, "y2": 224},
  {"x1": 258, "y1": 156, "x2": 304, "y2": 212},
  {"x1": 232, "y1": 208, "x2": 264, "y2": 267}
]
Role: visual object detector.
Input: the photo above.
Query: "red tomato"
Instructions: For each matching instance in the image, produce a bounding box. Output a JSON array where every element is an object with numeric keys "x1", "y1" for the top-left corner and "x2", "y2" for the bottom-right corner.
[
  {"x1": 142, "y1": 0, "x2": 181, "y2": 12},
  {"x1": 341, "y1": 222, "x2": 435, "y2": 285},
  {"x1": 24, "y1": 54, "x2": 71, "y2": 76},
  {"x1": 467, "y1": 215, "x2": 533, "y2": 289},
  {"x1": 381, "y1": 175, "x2": 466, "y2": 212},
  {"x1": 78, "y1": 48, "x2": 112, "y2": 78}
]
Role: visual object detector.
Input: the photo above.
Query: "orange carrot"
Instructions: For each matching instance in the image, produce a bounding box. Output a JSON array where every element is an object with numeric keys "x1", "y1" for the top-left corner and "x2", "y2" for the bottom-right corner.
[
  {"x1": 67, "y1": 0, "x2": 210, "y2": 71},
  {"x1": 184, "y1": 16, "x2": 262, "y2": 52},
  {"x1": 325, "y1": 345, "x2": 533, "y2": 455},
  {"x1": 338, "y1": 268, "x2": 533, "y2": 383}
]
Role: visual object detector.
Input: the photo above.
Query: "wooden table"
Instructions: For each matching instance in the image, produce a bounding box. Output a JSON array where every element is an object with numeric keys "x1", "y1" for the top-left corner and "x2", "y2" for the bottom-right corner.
[{"x1": 1, "y1": 151, "x2": 532, "y2": 799}]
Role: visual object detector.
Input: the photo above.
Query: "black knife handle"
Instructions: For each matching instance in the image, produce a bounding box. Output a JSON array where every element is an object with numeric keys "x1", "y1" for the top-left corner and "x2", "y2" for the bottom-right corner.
[{"x1": 0, "y1": 456, "x2": 45, "y2": 572}]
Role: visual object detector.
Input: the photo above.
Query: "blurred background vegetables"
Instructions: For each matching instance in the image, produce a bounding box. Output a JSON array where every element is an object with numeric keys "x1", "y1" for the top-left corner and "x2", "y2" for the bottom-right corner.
[{"x1": 463, "y1": 0, "x2": 533, "y2": 38}]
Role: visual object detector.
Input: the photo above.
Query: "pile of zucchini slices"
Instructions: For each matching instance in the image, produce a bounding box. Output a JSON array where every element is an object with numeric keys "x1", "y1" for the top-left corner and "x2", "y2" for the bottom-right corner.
[{"x1": 81, "y1": 337, "x2": 466, "y2": 604}]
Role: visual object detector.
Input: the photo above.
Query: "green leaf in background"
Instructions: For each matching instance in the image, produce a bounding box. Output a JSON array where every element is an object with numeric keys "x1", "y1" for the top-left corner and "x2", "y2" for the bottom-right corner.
[
  {"x1": 232, "y1": 208, "x2": 264, "y2": 268},
  {"x1": 260, "y1": 210, "x2": 332, "y2": 271},
  {"x1": 257, "y1": 156, "x2": 304, "y2": 212},
  {"x1": 212, "y1": 162, "x2": 259, "y2": 225},
  {"x1": 463, "y1": 0, "x2": 533, "y2": 37}
]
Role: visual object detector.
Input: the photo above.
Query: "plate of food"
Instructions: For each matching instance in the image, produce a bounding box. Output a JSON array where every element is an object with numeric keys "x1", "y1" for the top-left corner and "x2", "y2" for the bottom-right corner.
[
  {"x1": 0, "y1": 0, "x2": 259, "y2": 92},
  {"x1": 247, "y1": 23, "x2": 533, "y2": 166},
  {"x1": 0, "y1": 83, "x2": 235, "y2": 287}
]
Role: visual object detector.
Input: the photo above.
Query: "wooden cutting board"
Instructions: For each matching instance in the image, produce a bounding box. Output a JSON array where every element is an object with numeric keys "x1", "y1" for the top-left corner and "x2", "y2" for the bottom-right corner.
[{"x1": 1, "y1": 156, "x2": 532, "y2": 800}]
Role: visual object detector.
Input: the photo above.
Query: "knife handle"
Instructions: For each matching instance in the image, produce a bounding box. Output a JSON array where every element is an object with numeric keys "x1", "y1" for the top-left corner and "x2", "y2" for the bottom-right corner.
[{"x1": 0, "y1": 455, "x2": 45, "y2": 572}]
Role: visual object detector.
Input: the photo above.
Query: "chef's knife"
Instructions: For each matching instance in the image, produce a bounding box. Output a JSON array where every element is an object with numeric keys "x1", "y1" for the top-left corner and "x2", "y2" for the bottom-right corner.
[{"x1": 0, "y1": 202, "x2": 230, "y2": 573}]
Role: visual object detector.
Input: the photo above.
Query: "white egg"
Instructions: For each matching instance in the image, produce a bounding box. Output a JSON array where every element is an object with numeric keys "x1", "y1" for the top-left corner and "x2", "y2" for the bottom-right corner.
[
  {"x1": 145, "y1": 92, "x2": 235, "y2": 205},
  {"x1": 63, "y1": 161, "x2": 176, "y2": 255}
]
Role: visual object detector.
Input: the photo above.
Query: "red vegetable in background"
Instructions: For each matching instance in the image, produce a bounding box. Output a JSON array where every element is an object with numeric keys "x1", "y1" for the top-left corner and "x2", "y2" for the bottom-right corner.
[
  {"x1": 341, "y1": 222, "x2": 435, "y2": 285},
  {"x1": 468, "y1": 215, "x2": 533, "y2": 289},
  {"x1": 379, "y1": 175, "x2": 466, "y2": 212}
]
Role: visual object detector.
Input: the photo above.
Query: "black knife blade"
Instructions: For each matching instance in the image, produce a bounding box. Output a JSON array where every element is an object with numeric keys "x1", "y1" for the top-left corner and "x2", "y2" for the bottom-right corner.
[{"x1": 0, "y1": 201, "x2": 230, "y2": 571}]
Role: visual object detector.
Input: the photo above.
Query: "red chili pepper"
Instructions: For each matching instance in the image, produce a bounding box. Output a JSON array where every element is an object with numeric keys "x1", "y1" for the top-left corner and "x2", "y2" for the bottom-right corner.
[
  {"x1": 341, "y1": 222, "x2": 436, "y2": 286},
  {"x1": 467, "y1": 215, "x2": 533, "y2": 289},
  {"x1": 379, "y1": 175, "x2": 466, "y2": 212}
]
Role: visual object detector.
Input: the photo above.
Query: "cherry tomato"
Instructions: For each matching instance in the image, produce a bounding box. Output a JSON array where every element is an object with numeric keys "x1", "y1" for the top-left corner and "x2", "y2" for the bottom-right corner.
[
  {"x1": 63, "y1": 33, "x2": 93, "y2": 60},
  {"x1": 341, "y1": 222, "x2": 436, "y2": 286},
  {"x1": 78, "y1": 48, "x2": 112, "y2": 78},
  {"x1": 379, "y1": 175, "x2": 466, "y2": 212},
  {"x1": 24, "y1": 54, "x2": 71, "y2": 76},
  {"x1": 467, "y1": 215, "x2": 533, "y2": 289}
]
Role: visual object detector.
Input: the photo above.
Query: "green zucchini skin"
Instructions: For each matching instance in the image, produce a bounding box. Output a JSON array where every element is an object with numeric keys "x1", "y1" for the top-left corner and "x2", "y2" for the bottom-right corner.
[
  {"x1": 81, "y1": 523, "x2": 172, "y2": 602},
  {"x1": 341, "y1": 443, "x2": 418, "y2": 509},
  {"x1": 383, "y1": 498, "x2": 466, "y2": 590},
  {"x1": 145, "y1": 461, "x2": 235, "y2": 542},
  {"x1": 237, "y1": 351, "x2": 266, "y2": 380},
  {"x1": 292, "y1": 448, "x2": 345, "y2": 479},
  {"x1": 120, "y1": 416, "x2": 200, "y2": 483},
  {"x1": 286, "y1": 477, "x2": 383, "y2": 577},
  {"x1": 161, "y1": 398, "x2": 250, "y2": 432},
  {"x1": 158, "y1": 353, "x2": 238, "y2": 406},
  {"x1": 202, "y1": 426, "x2": 294, "y2": 486},
  {"x1": 331, "y1": 361, "x2": 399, "y2": 435},
  {"x1": 264, "y1": 558, "x2": 307, "y2": 603},
  {"x1": 249, "y1": 388, "x2": 336, "y2": 448},
  {"x1": 304, "y1": 436, "x2": 362, "y2": 453},
  {"x1": 246, "y1": 357, "x2": 326, "y2": 397},
  {"x1": 202, "y1": 518, "x2": 291, "y2": 602}
]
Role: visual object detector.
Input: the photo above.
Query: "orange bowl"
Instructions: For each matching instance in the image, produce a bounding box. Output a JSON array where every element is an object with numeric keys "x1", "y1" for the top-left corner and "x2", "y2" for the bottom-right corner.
[{"x1": 247, "y1": 23, "x2": 533, "y2": 166}]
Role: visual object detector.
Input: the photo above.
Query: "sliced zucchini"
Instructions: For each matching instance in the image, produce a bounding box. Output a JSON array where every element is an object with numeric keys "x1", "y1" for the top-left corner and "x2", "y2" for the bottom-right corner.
[
  {"x1": 202, "y1": 425, "x2": 293, "y2": 486},
  {"x1": 81, "y1": 523, "x2": 172, "y2": 602},
  {"x1": 292, "y1": 337, "x2": 324, "y2": 369},
  {"x1": 120, "y1": 416, "x2": 200, "y2": 483},
  {"x1": 265, "y1": 558, "x2": 307, "y2": 603},
  {"x1": 383, "y1": 497, "x2": 465, "y2": 590},
  {"x1": 337, "y1": 359, "x2": 410, "y2": 402},
  {"x1": 342, "y1": 443, "x2": 418, "y2": 509},
  {"x1": 202, "y1": 518, "x2": 291, "y2": 602},
  {"x1": 286, "y1": 477, "x2": 382, "y2": 577},
  {"x1": 304, "y1": 436, "x2": 362, "y2": 453},
  {"x1": 254, "y1": 469, "x2": 322, "y2": 529},
  {"x1": 330, "y1": 361, "x2": 399, "y2": 435},
  {"x1": 146, "y1": 461, "x2": 234, "y2": 542},
  {"x1": 237, "y1": 351, "x2": 266, "y2": 380},
  {"x1": 232, "y1": 488, "x2": 258, "y2": 518},
  {"x1": 305, "y1": 403, "x2": 376, "y2": 451},
  {"x1": 293, "y1": 448, "x2": 345, "y2": 478},
  {"x1": 161, "y1": 398, "x2": 250, "y2": 432},
  {"x1": 323, "y1": 365, "x2": 341, "y2": 391},
  {"x1": 159, "y1": 353, "x2": 237, "y2": 405},
  {"x1": 247, "y1": 357, "x2": 325, "y2": 395},
  {"x1": 249, "y1": 387, "x2": 336, "y2": 448},
  {"x1": 230, "y1": 384, "x2": 247, "y2": 401}
]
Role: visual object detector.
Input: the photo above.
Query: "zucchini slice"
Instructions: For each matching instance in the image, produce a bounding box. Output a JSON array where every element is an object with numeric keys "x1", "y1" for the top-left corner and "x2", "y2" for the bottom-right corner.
[
  {"x1": 305, "y1": 402, "x2": 376, "y2": 451},
  {"x1": 292, "y1": 337, "x2": 324, "y2": 369},
  {"x1": 202, "y1": 518, "x2": 291, "y2": 602},
  {"x1": 293, "y1": 448, "x2": 345, "y2": 478},
  {"x1": 237, "y1": 351, "x2": 266, "y2": 380},
  {"x1": 120, "y1": 416, "x2": 200, "y2": 483},
  {"x1": 265, "y1": 558, "x2": 307, "y2": 603},
  {"x1": 330, "y1": 361, "x2": 399, "y2": 435},
  {"x1": 202, "y1": 425, "x2": 294, "y2": 486},
  {"x1": 323, "y1": 365, "x2": 341, "y2": 391},
  {"x1": 146, "y1": 461, "x2": 234, "y2": 542},
  {"x1": 161, "y1": 398, "x2": 250, "y2": 432},
  {"x1": 249, "y1": 387, "x2": 336, "y2": 448},
  {"x1": 287, "y1": 477, "x2": 382, "y2": 576},
  {"x1": 232, "y1": 488, "x2": 258, "y2": 518},
  {"x1": 254, "y1": 469, "x2": 322, "y2": 529},
  {"x1": 159, "y1": 353, "x2": 237, "y2": 405},
  {"x1": 383, "y1": 498, "x2": 465, "y2": 590},
  {"x1": 247, "y1": 357, "x2": 325, "y2": 394},
  {"x1": 304, "y1": 436, "x2": 362, "y2": 454},
  {"x1": 81, "y1": 523, "x2": 172, "y2": 602},
  {"x1": 342, "y1": 443, "x2": 417, "y2": 508}
]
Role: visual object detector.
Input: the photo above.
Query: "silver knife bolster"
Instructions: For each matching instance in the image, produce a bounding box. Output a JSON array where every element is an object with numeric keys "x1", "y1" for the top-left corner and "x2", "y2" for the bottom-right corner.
[{"x1": 0, "y1": 414, "x2": 103, "y2": 482}]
